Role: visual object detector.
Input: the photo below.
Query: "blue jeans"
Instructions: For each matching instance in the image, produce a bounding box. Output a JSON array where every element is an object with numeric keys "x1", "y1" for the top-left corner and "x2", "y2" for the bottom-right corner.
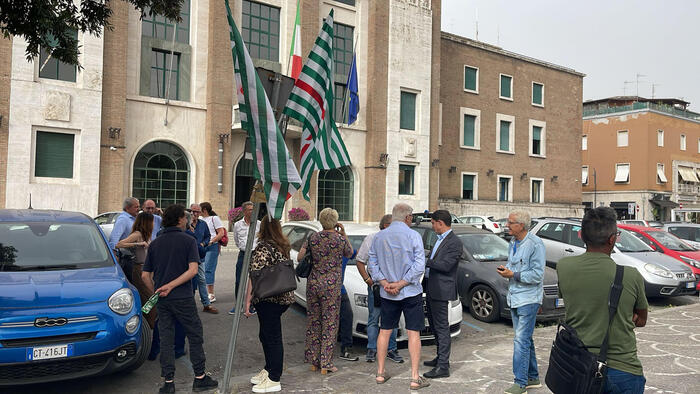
[
  {"x1": 367, "y1": 285, "x2": 397, "y2": 351},
  {"x1": 192, "y1": 262, "x2": 210, "y2": 306},
  {"x1": 510, "y1": 303, "x2": 540, "y2": 387},
  {"x1": 204, "y1": 243, "x2": 220, "y2": 285},
  {"x1": 604, "y1": 368, "x2": 645, "y2": 394}
]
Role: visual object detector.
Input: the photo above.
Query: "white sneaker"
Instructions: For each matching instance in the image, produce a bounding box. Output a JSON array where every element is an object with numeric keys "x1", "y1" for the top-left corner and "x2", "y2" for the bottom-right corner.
[
  {"x1": 252, "y1": 376, "x2": 281, "y2": 393},
  {"x1": 250, "y1": 369, "x2": 269, "y2": 385},
  {"x1": 208, "y1": 293, "x2": 216, "y2": 303}
]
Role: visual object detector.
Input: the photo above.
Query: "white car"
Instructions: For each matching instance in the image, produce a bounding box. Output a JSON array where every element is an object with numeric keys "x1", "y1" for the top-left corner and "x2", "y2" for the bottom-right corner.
[
  {"x1": 281, "y1": 221, "x2": 462, "y2": 341},
  {"x1": 458, "y1": 215, "x2": 504, "y2": 235},
  {"x1": 94, "y1": 211, "x2": 121, "y2": 239}
]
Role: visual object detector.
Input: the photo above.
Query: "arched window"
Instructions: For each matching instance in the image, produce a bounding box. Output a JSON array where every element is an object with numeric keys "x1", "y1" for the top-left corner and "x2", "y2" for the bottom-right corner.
[
  {"x1": 317, "y1": 166, "x2": 353, "y2": 221},
  {"x1": 133, "y1": 141, "x2": 189, "y2": 208}
]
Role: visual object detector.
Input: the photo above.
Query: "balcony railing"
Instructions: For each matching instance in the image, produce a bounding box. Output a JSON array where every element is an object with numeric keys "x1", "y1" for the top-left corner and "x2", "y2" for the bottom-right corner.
[{"x1": 584, "y1": 101, "x2": 700, "y2": 122}]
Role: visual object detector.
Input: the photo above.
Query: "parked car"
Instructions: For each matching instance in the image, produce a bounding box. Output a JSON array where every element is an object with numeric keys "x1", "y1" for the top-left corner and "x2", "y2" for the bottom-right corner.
[
  {"x1": 411, "y1": 224, "x2": 564, "y2": 323},
  {"x1": 413, "y1": 212, "x2": 461, "y2": 224},
  {"x1": 281, "y1": 221, "x2": 462, "y2": 341},
  {"x1": 619, "y1": 220, "x2": 651, "y2": 227},
  {"x1": 0, "y1": 209, "x2": 150, "y2": 386},
  {"x1": 531, "y1": 218, "x2": 696, "y2": 297},
  {"x1": 618, "y1": 224, "x2": 700, "y2": 291},
  {"x1": 661, "y1": 223, "x2": 700, "y2": 249},
  {"x1": 94, "y1": 211, "x2": 121, "y2": 239},
  {"x1": 458, "y1": 215, "x2": 504, "y2": 235}
]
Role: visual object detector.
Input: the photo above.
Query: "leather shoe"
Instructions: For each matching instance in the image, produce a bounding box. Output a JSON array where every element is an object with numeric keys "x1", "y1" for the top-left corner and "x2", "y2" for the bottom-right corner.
[
  {"x1": 203, "y1": 305, "x2": 219, "y2": 314},
  {"x1": 423, "y1": 358, "x2": 438, "y2": 367},
  {"x1": 423, "y1": 366, "x2": 450, "y2": 379}
]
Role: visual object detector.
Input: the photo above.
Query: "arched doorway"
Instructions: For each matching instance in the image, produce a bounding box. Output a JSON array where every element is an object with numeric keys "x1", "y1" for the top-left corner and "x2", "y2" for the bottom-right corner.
[
  {"x1": 234, "y1": 156, "x2": 267, "y2": 218},
  {"x1": 132, "y1": 141, "x2": 189, "y2": 208},
  {"x1": 317, "y1": 166, "x2": 353, "y2": 221}
]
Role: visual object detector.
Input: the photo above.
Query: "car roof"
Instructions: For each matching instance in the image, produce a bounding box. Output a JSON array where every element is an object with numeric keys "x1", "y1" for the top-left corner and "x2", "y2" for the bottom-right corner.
[
  {"x1": 0, "y1": 209, "x2": 94, "y2": 224},
  {"x1": 282, "y1": 221, "x2": 377, "y2": 236},
  {"x1": 532, "y1": 217, "x2": 581, "y2": 225},
  {"x1": 411, "y1": 223, "x2": 492, "y2": 235},
  {"x1": 663, "y1": 223, "x2": 700, "y2": 228},
  {"x1": 617, "y1": 223, "x2": 662, "y2": 232}
]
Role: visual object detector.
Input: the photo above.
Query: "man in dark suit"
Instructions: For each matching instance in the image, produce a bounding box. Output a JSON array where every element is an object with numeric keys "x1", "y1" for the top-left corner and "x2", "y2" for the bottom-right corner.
[{"x1": 423, "y1": 210, "x2": 463, "y2": 379}]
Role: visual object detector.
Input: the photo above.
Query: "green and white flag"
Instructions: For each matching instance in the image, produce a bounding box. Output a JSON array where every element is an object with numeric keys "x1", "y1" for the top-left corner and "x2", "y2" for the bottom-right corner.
[
  {"x1": 226, "y1": 0, "x2": 301, "y2": 219},
  {"x1": 283, "y1": 9, "x2": 352, "y2": 200}
]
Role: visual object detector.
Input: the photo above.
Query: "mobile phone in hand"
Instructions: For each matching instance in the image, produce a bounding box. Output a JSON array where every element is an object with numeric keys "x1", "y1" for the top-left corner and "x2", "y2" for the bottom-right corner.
[{"x1": 497, "y1": 266, "x2": 506, "y2": 272}]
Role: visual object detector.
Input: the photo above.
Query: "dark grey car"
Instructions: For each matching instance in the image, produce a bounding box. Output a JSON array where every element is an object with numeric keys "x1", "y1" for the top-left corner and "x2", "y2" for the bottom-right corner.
[{"x1": 411, "y1": 224, "x2": 564, "y2": 323}]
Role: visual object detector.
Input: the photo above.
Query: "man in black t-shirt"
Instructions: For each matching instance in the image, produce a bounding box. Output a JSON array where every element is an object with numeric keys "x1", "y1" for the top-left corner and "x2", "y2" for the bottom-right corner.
[{"x1": 142, "y1": 205, "x2": 218, "y2": 393}]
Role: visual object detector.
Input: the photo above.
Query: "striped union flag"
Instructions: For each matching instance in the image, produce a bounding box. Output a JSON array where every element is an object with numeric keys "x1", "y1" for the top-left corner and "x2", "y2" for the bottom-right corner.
[
  {"x1": 225, "y1": 0, "x2": 301, "y2": 219},
  {"x1": 283, "y1": 9, "x2": 352, "y2": 200}
]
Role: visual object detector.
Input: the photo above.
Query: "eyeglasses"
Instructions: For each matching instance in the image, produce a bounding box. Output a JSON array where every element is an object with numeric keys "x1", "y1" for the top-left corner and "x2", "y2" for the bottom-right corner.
[
  {"x1": 613, "y1": 230, "x2": 621, "y2": 238},
  {"x1": 191, "y1": 210, "x2": 201, "y2": 214}
]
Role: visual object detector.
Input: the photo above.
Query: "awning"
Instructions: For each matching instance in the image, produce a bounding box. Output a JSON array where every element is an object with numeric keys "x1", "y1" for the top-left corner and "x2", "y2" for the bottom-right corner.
[
  {"x1": 614, "y1": 164, "x2": 630, "y2": 183},
  {"x1": 657, "y1": 165, "x2": 668, "y2": 183},
  {"x1": 649, "y1": 199, "x2": 679, "y2": 208},
  {"x1": 582, "y1": 167, "x2": 589, "y2": 184},
  {"x1": 678, "y1": 166, "x2": 699, "y2": 183}
]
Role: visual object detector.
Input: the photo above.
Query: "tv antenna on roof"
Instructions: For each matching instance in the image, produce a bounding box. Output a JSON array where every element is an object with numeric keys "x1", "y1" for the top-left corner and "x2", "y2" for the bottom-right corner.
[{"x1": 651, "y1": 83, "x2": 661, "y2": 99}]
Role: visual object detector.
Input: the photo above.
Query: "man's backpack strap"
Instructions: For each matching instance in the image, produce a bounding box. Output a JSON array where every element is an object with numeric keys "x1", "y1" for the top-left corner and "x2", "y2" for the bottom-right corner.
[{"x1": 598, "y1": 264, "x2": 624, "y2": 365}]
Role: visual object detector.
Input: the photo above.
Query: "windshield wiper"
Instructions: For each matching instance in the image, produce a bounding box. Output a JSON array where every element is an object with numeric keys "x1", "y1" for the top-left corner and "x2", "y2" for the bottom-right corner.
[{"x1": 10, "y1": 264, "x2": 79, "y2": 271}]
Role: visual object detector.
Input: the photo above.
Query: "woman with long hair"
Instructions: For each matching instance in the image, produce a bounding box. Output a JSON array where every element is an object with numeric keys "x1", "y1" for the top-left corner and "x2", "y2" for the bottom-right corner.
[
  {"x1": 116, "y1": 212, "x2": 156, "y2": 328},
  {"x1": 297, "y1": 208, "x2": 353, "y2": 374},
  {"x1": 243, "y1": 216, "x2": 295, "y2": 393},
  {"x1": 200, "y1": 202, "x2": 226, "y2": 302}
]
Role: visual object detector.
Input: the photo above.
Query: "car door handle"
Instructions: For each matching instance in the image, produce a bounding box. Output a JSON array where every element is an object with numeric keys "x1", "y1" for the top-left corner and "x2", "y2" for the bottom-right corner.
[{"x1": 564, "y1": 248, "x2": 575, "y2": 253}]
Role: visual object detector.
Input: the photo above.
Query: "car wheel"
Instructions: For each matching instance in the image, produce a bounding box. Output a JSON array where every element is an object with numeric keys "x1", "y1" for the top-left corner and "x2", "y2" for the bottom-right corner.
[
  {"x1": 468, "y1": 285, "x2": 500, "y2": 323},
  {"x1": 123, "y1": 320, "x2": 152, "y2": 373}
]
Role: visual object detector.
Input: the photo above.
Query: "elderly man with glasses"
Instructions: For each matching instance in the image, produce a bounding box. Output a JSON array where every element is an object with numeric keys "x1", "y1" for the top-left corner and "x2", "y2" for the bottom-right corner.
[{"x1": 497, "y1": 211, "x2": 546, "y2": 394}]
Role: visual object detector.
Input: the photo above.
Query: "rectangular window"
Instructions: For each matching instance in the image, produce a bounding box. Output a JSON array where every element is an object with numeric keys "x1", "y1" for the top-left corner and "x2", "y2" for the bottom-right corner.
[
  {"x1": 333, "y1": 22, "x2": 354, "y2": 123},
  {"x1": 582, "y1": 166, "x2": 589, "y2": 185},
  {"x1": 400, "y1": 91, "x2": 417, "y2": 130},
  {"x1": 334, "y1": 0, "x2": 356, "y2": 5},
  {"x1": 398, "y1": 164, "x2": 415, "y2": 195},
  {"x1": 529, "y1": 120, "x2": 546, "y2": 157},
  {"x1": 500, "y1": 121, "x2": 510, "y2": 151},
  {"x1": 657, "y1": 129, "x2": 664, "y2": 147},
  {"x1": 39, "y1": 30, "x2": 78, "y2": 82},
  {"x1": 333, "y1": 83, "x2": 348, "y2": 124},
  {"x1": 498, "y1": 176, "x2": 512, "y2": 202},
  {"x1": 582, "y1": 135, "x2": 587, "y2": 150},
  {"x1": 532, "y1": 82, "x2": 544, "y2": 106},
  {"x1": 149, "y1": 49, "x2": 180, "y2": 100},
  {"x1": 680, "y1": 134, "x2": 686, "y2": 150},
  {"x1": 35, "y1": 131, "x2": 74, "y2": 178},
  {"x1": 617, "y1": 130, "x2": 629, "y2": 147},
  {"x1": 532, "y1": 126, "x2": 542, "y2": 154},
  {"x1": 500, "y1": 74, "x2": 513, "y2": 100},
  {"x1": 242, "y1": 0, "x2": 280, "y2": 61},
  {"x1": 142, "y1": 0, "x2": 190, "y2": 43},
  {"x1": 657, "y1": 163, "x2": 667, "y2": 183},
  {"x1": 614, "y1": 163, "x2": 630, "y2": 183},
  {"x1": 531, "y1": 178, "x2": 543, "y2": 203},
  {"x1": 462, "y1": 173, "x2": 477, "y2": 200},
  {"x1": 464, "y1": 65, "x2": 478, "y2": 93},
  {"x1": 496, "y1": 114, "x2": 515, "y2": 153},
  {"x1": 460, "y1": 107, "x2": 480, "y2": 149}
]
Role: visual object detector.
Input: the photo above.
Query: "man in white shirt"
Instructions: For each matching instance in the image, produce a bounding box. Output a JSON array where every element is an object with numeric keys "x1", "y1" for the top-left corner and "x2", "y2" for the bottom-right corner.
[{"x1": 229, "y1": 201, "x2": 260, "y2": 315}]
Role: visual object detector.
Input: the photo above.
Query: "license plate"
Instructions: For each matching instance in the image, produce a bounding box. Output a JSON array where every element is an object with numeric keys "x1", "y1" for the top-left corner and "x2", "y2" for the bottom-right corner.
[
  {"x1": 26, "y1": 344, "x2": 73, "y2": 361},
  {"x1": 555, "y1": 298, "x2": 565, "y2": 308},
  {"x1": 687, "y1": 282, "x2": 695, "y2": 289}
]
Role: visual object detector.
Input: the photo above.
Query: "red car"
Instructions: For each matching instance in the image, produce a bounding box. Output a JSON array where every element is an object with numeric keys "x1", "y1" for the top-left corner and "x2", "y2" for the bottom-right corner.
[{"x1": 618, "y1": 224, "x2": 700, "y2": 290}]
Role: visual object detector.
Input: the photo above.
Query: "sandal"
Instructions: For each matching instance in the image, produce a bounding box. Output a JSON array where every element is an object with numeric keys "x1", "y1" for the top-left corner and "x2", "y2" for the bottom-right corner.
[
  {"x1": 320, "y1": 366, "x2": 338, "y2": 374},
  {"x1": 376, "y1": 372, "x2": 391, "y2": 384},
  {"x1": 410, "y1": 376, "x2": 431, "y2": 390}
]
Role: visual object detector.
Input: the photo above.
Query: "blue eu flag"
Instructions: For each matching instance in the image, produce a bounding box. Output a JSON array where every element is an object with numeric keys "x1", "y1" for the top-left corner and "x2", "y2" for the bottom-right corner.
[{"x1": 346, "y1": 54, "x2": 359, "y2": 125}]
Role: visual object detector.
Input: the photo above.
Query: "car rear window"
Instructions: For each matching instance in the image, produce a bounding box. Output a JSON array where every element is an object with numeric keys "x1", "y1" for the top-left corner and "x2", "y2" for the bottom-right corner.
[
  {"x1": 458, "y1": 233, "x2": 509, "y2": 262},
  {"x1": 648, "y1": 231, "x2": 696, "y2": 251},
  {"x1": 345, "y1": 235, "x2": 366, "y2": 265},
  {"x1": 0, "y1": 222, "x2": 113, "y2": 271}
]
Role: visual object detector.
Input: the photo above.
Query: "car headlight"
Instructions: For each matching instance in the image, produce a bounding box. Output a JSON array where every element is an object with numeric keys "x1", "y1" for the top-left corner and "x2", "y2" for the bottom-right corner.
[
  {"x1": 109, "y1": 288, "x2": 134, "y2": 315},
  {"x1": 125, "y1": 315, "x2": 140, "y2": 334},
  {"x1": 354, "y1": 294, "x2": 368, "y2": 308},
  {"x1": 643, "y1": 263, "x2": 673, "y2": 279},
  {"x1": 679, "y1": 255, "x2": 700, "y2": 269}
]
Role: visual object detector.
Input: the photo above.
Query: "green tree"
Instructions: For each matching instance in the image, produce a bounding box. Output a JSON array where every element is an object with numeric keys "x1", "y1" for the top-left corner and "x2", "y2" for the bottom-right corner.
[{"x1": 0, "y1": 0, "x2": 184, "y2": 67}]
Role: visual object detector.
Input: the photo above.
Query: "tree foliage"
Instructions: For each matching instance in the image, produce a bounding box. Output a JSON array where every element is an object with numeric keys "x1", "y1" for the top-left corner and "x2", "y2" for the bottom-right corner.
[{"x1": 0, "y1": 0, "x2": 184, "y2": 67}]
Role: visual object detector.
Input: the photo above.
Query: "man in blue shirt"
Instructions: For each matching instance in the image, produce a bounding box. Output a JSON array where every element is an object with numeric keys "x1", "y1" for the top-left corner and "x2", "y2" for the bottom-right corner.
[
  {"x1": 338, "y1": 249, "x2": 358, "y2": 361},
  {"x1": 108, "y1": 197, "x2": 140, "y2": 250},
  {"x1": 497, "y1": 210, "x2": 546, "y2": 394},
  {"x1": 368, "y1": 203, "x2": 429, "y2": 390}
]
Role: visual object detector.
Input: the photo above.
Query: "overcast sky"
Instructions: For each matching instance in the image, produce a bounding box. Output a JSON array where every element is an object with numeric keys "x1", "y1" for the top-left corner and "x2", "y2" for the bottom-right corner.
[{"x1": 441, "y1": 0, "x2": 700, "y2": 111}]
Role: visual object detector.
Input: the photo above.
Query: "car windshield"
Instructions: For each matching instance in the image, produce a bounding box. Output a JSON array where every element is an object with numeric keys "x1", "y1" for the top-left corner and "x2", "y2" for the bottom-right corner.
[
  {"x1": 0, "y1": 222, "x2": 112, "y2": 271},
  {"x1": 458, "y1": 233, "x2": 510, "y2": 262},
  {"x1": 648, "y1": 231, "x2": 696, "y2": 251},
  {"x1": 615, "y1": 229, "x2": 654, "y2": 252},
  {"x1": 345, "y1": 235, "x2": 366, "y2": 265}
]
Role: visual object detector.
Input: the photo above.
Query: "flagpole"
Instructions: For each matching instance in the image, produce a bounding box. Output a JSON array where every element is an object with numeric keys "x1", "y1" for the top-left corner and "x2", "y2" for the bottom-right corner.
[{"x1": 340, "y1": 33, "x2": 358, "y2": 125}]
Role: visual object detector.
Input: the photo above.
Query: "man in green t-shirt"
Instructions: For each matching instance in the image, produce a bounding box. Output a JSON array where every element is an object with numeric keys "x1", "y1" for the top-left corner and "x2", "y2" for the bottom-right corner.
[{"x1": 557, "y1": 207, "x2": 648, "y2": 394}]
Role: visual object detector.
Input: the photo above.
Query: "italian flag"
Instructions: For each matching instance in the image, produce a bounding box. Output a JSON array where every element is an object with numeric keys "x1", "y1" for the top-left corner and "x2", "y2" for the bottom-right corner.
[
  {"x1": 289, "y1": 0, "x2": 302, "y2": 79},
  {"x1": 225, "y1": 0, "x2": 301, "y2": 219}
]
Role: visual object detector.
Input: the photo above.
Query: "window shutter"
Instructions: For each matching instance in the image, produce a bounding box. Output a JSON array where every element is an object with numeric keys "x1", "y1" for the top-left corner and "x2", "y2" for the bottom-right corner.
[
  {"x1": 463, "y1": 114, "x2": 476, "y2": 146},
  {"x1": 400, "y1": 92, "x2": 416, "y2": 130},
  {"x1": 500, "y1": 121, "x2": 510, "y2": 151},
  {"x1": 35, "y1": 131, "x2": 74, "y2": 178}
]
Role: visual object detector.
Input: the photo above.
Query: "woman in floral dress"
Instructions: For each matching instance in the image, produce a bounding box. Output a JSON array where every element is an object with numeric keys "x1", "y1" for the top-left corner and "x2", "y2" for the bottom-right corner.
[{"x1": 297, "y1": 208, "x2": 353, "y2": 374}]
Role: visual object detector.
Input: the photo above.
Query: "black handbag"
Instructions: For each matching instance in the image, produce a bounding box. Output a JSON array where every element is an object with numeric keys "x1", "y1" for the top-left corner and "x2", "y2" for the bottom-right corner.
[
  {"x1": 250, "y1": 243, "x2": 297, "y2": 301},
  {"x1": 295, "y1": 236, "x2": 314, "y2": 279},
  {"x1": 545, "y1": 264, "x2": 624, "y2": 394},
  {"x1": 116, "y1": 248, "x2": 135, "y2": 283}
]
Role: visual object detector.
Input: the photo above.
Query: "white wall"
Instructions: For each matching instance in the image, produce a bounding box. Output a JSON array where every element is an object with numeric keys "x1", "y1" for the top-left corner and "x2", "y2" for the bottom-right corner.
[{"x1": 6, "y1": 32, "x2": 104, "y2": 215}]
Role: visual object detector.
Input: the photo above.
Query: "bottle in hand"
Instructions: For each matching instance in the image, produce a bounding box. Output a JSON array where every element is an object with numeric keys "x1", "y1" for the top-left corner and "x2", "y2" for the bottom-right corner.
[{"x1": 141, "y1": 292, "x2": 160, "y2": 314}]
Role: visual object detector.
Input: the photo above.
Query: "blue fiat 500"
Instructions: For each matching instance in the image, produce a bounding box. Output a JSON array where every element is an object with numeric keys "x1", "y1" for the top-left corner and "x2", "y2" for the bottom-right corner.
[{"x1": 0, "y1": 209, "x2": 150, "y2": 386}]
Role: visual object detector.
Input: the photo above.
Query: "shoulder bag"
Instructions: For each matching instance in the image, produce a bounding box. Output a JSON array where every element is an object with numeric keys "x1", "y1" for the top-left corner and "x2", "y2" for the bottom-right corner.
[
  {"x1": 545, "y1": 264, "x2": 624, "y2": 394},
  {"x1": 295, "y1": 235, "x2": 314, "y2": 279},
  {"x1": 250, "y1": 242, "x2": 297, "y2": 300}
]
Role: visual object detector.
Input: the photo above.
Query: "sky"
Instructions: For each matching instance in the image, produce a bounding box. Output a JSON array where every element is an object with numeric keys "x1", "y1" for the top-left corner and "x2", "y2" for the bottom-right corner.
[{"x1": 441, "y1": 0, "x2": 700, "y2": 111}]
